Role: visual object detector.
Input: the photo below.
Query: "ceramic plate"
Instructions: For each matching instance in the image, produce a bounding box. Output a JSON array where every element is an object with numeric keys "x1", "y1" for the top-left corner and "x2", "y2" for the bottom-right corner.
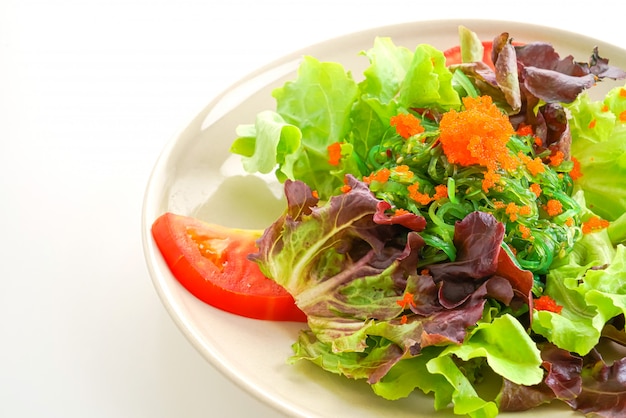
[{"x1": 142, "y1": 19, "x2": 626, "y2": 417}]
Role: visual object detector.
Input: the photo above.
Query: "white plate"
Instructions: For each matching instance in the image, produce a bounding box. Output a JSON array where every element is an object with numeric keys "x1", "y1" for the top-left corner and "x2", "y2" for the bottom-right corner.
[{"x1": 142, "y1": 19, "x2": 626, "y2": 417}]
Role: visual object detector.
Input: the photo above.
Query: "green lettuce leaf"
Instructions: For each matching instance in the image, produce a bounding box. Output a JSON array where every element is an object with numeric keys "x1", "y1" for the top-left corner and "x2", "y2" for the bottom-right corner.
[
  {"x1": 232, "y1": 55, "x2": 360, "y2": 199},
  {"x1": 231, "y1": 38, "x2": 462, "y2": 200},
  {"x1": 608, "y1": 211, "x2": 626, "y2": 245},
  {"x1": 426, "y1": 355, "x2": 499, "y2": 418},
  {"x1": 567, "y1": 84, "x2": 626, "y2": 221},
  {"x1": 458, "y1": 25, "x2": 485, "y2": 64},
  {"x1": 230, "y1": 110, "x2": 301, "y2": 173},
  {"x1": 359, "y1": 36, "x2": 413, "y2": 104},
  {"x1": 370, "y1": 346, "x2": 451, "y2": 403},
  {"x1": 289, "y1": 330, "x2": 402, "y2": 381},
  {"x1": 577, "y1": 244, "x2": 626, "y2": 320},
  {"x1": 398, "y1": 44, "x2": 461, "y2": 111},
  {"x1": 441, "y1": 314, "x2": 543, "y2": 386},
  {"x1": 532, "y1": 224, "x2": 626, "y2": 354}
]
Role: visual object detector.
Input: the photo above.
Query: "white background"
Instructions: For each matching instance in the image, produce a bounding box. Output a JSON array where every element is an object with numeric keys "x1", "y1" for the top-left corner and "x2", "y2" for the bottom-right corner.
[{"x1": 1, "y1": 1, "x2": 625, "y2": 417}]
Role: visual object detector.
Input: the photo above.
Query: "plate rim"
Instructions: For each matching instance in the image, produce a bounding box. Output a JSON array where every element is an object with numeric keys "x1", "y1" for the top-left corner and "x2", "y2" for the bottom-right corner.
[{"x1": 141, "y1": 18, "x2": 626, "y2": 418}]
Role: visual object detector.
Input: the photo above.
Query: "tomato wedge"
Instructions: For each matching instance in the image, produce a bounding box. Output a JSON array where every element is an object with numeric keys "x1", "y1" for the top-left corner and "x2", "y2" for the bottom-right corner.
[
  {"x1": 151, "y1": 212, "x2": 307, "y2": 322},
  {"x1": 443, "y1": 41, "x2": 494, "y2": 69}
]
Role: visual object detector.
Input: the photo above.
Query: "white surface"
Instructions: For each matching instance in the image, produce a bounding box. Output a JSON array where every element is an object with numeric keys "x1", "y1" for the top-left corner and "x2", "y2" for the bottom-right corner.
[{"x1": 2, "y1": 1, "x2": 625, "y2": 418}]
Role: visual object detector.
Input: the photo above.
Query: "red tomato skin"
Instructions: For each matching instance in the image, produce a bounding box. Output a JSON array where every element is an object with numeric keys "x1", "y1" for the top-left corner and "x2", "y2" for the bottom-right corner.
[{"x1": 151, "y1": 212, "x2": 307, "y2": 322}]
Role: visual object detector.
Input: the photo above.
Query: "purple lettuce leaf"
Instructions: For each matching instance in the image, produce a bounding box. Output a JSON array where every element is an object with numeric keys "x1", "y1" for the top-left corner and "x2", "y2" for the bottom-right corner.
[
  {"x1": 498, "y1": 343, "x2": 582, "y2": 411},
  {"x1": 497, "y1": 338, "x2": 626, "y2": 417},
  {"x1": 533, "y1": 102, "x2": 572, "y2": 159},
  {"x1": 450, "y1": 31, "x2": 626, "y2": 146},
  {"x1": 374, "y1": 200, "x2": 427, "y2": 231},
  {"x1": 501, "y1": 36, "x2": 626, "y2": 107},
  {"x1": 254, "y1": 177, "x2": 545, "y2": 394},
  {"x1": 566, "y1": 356, "x2": 626, "y2": 416},
  {"x1": 428, "y1": 211, "x2": 505, "y2": 282},
  {"x1": 541, "y1": 343, "x2": 583, "y2": 401},
  {"x1": 498, "y1": 378, "x2": 556, "y2": 412},
  {"x1": 492, "y1": 32, "x2": 522, "y2": 112},
  {"x1": 418, "y1": 278, "x2": 490, "y2": 346},
  {"x1": 426, "y1": 211, "x2": 534, "y2": 309},
  {"x1": 252, "y1": 175, "x2": 427, "y2": 310},
  {"x1": 251, "y1": 175, "x2": 432, "y2": 352}
]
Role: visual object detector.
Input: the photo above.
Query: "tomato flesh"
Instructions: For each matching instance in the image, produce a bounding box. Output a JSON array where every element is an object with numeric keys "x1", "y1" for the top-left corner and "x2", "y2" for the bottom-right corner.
[{"x1": 151, "y1": 212, "x2": 307, "y2": 322}]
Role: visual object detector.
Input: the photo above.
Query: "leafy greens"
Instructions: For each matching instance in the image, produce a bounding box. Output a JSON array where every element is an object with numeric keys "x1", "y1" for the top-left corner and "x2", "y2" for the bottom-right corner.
[{"x1": 231, "y1": 26, "x2": 626, "y2": 417}]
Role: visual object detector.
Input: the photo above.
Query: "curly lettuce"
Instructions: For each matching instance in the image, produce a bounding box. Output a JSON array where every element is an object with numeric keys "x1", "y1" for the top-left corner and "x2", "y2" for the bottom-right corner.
[
  {"x1": 232, "y1": 26, "x2": 626, "y2": 417},
  {"x1": 251, "y1": 176, "x2": 543, "y2": 417},
  {"x1": 231, "y1": 41, "x2": 461, "y2": 200},
  {"x1": 566, "y1": 85, "x2": 626, "y2": 222}
]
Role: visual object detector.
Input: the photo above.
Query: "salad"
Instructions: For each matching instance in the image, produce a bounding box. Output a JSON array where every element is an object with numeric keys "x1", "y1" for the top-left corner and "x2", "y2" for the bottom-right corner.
[{"x1": 224, "y1": 26, "x2": 626, "y2": 417}]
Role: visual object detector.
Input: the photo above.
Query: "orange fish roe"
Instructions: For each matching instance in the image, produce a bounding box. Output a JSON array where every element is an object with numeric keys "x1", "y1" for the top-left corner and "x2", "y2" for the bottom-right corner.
[
  {"x1": 515, "y1": 123, "x2": 543, "y2": 147},
  {"x1": 516, "y1": 123, "x2": 534, "y2": 136},
  {"x1": 533, "y1": 295, "x2": 563, "y2": 314},
  {"x1": 516, "y1": 123, "x2": 543, "y2": 147},
  {"x1": 340, "y1": 175, "x2": 352, "y2": 193},
  {"x1": 482, "y1": 170, "x2": 501, "y2": 192},
  {"x1": 363, "y1": 168, "x2": 391, "y2": 184},
  {"x1": 619, "y1": 110, "x2": 626, "y2": 122},
  {"x1": 569, "y1": 156, "x2": 583, "y2": 180},
  {"x1": 601, "y1": 104, "x2": 610, "y2": 112},
  {"x1": 620, "y1": 87, "x2": 626, "y2": 98},
  {"x1": 390, "y1": 113, "x2": 425, "y2": 139},
  {"x1": 400, "y1": 315, "x2": 408, "y2": 324},
  {"x1": 548, "y1": 150, "x2": 565, "y2": 167},
  {"x1": 519, "y1": 205, "x2": 532, "y2": 216},
  {"x1": 396, "y1": 292, "x2": 416, "y2": 309},
  {"x1": 517, "y1": 152, "x2": 546, "y2": 176},
  {"x1": 544, "y1": 199, "x2": 563, "y2": 216},
  {"x1": 433, "y1": 184, "x2": 448, "y2": 200},
  {"x1": 438, "y1": 96, "x2": 517, "y2": 191},
  {"x1": 311, "y1": 190, "x2": 319, "y2": 199},
  {"x1": 327, "y1": 142, "x2": 342, "y2": 166},
  {"x1": 565, "y1": 217, "x2": 574, "y2": 227},
  {"x1": 582, "y1": 215, "x2": 610, "y2": 234},
  {"x1": 393, "y1": 208, "x2": 410, "y2": 217},
  {"x1": 407, "y1": 183, "x2": 432, "y2": 205},
  {"x1": 503, "y1": 203, "x2": 531, "y2": 222},
  {"x1": 588, "y1": 119, "x2": 597, "y2": 129},
  {"x1": 519, "y1": 224, "x2": 532, "y2": 239},
  {"x1": 529, "y1": 183, "x2": 542, "y2": 198},
  {"x1": 506, "y1": 202, "x2": 521, "y2": 222},
  {"x1": 393, "y1": 164, "x2": 414, "y2": 179},
  {"x1": 493, "y1": 201, "x2": 532, "y2": 222}
]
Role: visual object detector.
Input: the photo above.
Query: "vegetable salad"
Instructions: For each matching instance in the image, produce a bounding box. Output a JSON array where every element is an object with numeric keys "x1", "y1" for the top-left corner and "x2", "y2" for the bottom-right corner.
[{"x1": 230, "y1": 26, "x2": 626, "y2": 417}]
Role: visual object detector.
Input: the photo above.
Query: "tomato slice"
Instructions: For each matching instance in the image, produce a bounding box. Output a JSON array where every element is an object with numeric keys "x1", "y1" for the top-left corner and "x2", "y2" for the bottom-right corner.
[
  {"x1": 151, "y1": 212, "x2": 307, "y2": 322},
  {"x1": 443, "y1": 41, "x2": 494, "y2": 69}
]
